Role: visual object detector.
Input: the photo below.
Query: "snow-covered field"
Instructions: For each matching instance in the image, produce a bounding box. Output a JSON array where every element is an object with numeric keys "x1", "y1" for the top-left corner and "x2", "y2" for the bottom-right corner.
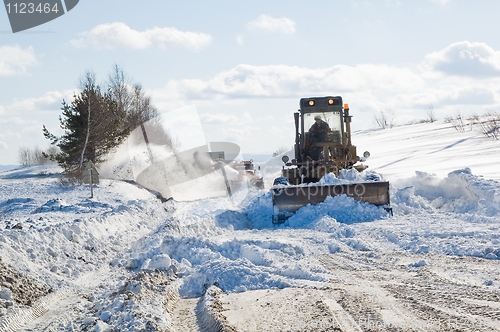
[{"x1": 1, "y1": 120, "x2": 499, "y2": 331}]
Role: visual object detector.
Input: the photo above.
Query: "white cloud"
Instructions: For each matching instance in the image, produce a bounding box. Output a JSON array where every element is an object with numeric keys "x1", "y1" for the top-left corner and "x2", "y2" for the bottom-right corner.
[
  {"x1": 247, "y1": 15, "x2": 296, "y2": 34},
  {"x1": 157, "y1": 63, "x2": 422, "y2": 100},
  {"x1": 439, "y1": 88, "x2": 495, "y2": 105},
  {"x1": 424, "y1": 41, "x2": 500, "y2": 77},
  {"x1": 22, "y1": 125, "x2": 46, "y2": 135},
  {"x1": 200, "y1": 113, "x2": 239, "y2": 124},
  {"x1": 223, "y1": 127, "x2": 254, "y2": 142},
  {"x1": 384, "y1": 0, "x2": 402, "y2": 7},
  {"x1": 121, "y1": 47, "x2": 500, "y2": 168},
  {"x1": 0, "y1": 117, "x2": 26, "y2": 125},
  {"x1": 0, "y1": 45, "x2": 37, "y2": 76},
  {"x1": 0, "y1": 90, "x2": 80, "y2": 164},
  {"x1": 429, "y1": 0, "x2": 451, "y2": 4},
  {"x1": 70, "y1": 22, "x2": 213, "y2": 51},
  {"x1": 0, "y1": 141, "x2": 7, "y2": 149},
  {"x1": 236, "y1": 36, "x2": 244, "y2": 45},
  {"x1": 10, "y1": 90, "x2": 73, "y2": 112},
  {"x1": 270, "y1": 125, "x2": 288, "y2": 139},
  {"x1": 150, "y1": 41, "x2": 500, "y2": 133},
  {"x1": 0, "y1": 90, "x2": 74, "y2": 148}
]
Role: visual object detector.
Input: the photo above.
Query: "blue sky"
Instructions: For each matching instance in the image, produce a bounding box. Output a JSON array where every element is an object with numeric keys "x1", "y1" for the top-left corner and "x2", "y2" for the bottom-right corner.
[{"x1": 1, "y1": 0, "x2": 500, "y2": 164}]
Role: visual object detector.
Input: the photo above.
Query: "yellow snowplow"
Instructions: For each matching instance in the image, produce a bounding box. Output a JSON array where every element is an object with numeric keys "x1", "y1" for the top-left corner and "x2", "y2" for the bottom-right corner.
[{"x1": 272, "y1": 96, "x2": 391, "y2": 223}]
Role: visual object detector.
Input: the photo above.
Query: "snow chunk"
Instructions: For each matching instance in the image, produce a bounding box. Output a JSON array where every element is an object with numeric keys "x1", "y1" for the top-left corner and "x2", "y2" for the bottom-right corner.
[
  {"x1": 82, "y1": 317, "x2": 96, "y2": 325},
  {"x1": 409, "y1": 260, "x2": 427, "y2": 268},
  {"x1": 0, "y1": 288, "x2": 12, "y2": 300},
  {"x1": 99, "y1": 310, "x2": 112, "y2": 322},
  {"x1": 147, "y1": 254, "x2": 172, "y2": 270},
  {"x1": 484, "y1": 252, "x2": 498, "y2": 260}
]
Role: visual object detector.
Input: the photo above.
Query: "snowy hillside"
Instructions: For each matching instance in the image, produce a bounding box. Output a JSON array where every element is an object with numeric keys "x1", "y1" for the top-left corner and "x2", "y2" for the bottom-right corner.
[
  {"x1": 354, "y1": 121, "x2": 500, "y2": 181},
  {"x1": 0, "y1": 166, "x2": 18, "y2": 172},
  {"x1": 0, "y1": 120, "x2": 499, "y2": 331}
]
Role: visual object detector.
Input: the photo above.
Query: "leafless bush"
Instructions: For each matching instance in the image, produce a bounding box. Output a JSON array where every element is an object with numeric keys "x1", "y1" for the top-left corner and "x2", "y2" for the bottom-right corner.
[
  {"x1": 406, "y1": 119, "x2": 432, "y2": 125},
  {"x1": 468, "y1": 114, "x2": 480, "y2": 123},
  {"x1": 18, "y1": 146, "x2": 54, "y2": 167},
  {"x1": 426, "y1": 104, "x2": 437, "y2": 123},
  {"x1": 374, "y1": 110, "x2": 395, "y2": 129},
  {"x1": 467, "y1": 114, "x2": 480, "y2": 131},
  {"x1": 58, "y1": 168, "x2": 84, "y2": 187},
  {"x1": 479, "y1": 113, "x2": 500, "y2": 139},
  {"x1": 18, "y1": 146, "x2": 31, "y2": 166},
  {"x1": 444, "y1": 111, "x2": 468, "y2": 132}
]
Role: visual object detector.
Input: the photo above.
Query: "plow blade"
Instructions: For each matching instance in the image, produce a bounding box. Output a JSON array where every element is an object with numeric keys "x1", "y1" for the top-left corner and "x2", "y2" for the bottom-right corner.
[{"x1": 272, "y1": 181, "x2": 390, "y2": 224}]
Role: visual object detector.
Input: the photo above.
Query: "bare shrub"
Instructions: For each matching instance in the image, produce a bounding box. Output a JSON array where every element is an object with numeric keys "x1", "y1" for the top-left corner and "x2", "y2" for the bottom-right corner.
[
  {"x1": 374, "y1": 110, "x2": 395, "y2": 129},
  {"x1": 445, "y1": 111, "x2": 467, "y2": 132},
  {"x1": 407, "y1": 119, "x2": 431, "y2": 125},
  {"x1": 468, "y1": 114, "x2": 480, "y2": 131},
  {"x1": 479, "y1": 113, "x2": 500, "y2": 140},
  {"x1": 426, "y1": 104, "x2": 437, "y2": 123},
  {"x1": 58, "y1": 168, "x2": 84, "y2": 187},
  {"x1": 468, "y1": 114, "x2": 480, "y2": 123},
  {"x1": 18, "y1": 146, "x2": 31, "y2": 167},
  {"x1": 33, "y1": 147, "x2": 48, "y2": 165},
  {"x1": 18, "y1": 146, "x2": 54, "y2": 167}
]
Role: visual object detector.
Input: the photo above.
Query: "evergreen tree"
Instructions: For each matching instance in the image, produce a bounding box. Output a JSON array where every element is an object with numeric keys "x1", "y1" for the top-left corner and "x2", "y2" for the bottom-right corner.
[{"x1": 43, "y1": 72, "x2": 129, "y2": 172}]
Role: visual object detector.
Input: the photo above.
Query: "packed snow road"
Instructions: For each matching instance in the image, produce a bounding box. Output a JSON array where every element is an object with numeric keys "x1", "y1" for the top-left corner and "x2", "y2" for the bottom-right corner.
[
  {"x1": 0, "y1": 160, "x2": 500, "y2": 331},
  {"x1": 178, "y1": 251, "x2": 500, "y2": 331}
]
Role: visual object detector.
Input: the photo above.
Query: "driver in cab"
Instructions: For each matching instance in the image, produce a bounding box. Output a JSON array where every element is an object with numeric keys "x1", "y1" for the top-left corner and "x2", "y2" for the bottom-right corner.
[
  {"x1": 307, "y1": 115, "x2": 330, "y2": 160},
  {"x1": 309, "y1": 115, "x2": 330, "y2": 142}
]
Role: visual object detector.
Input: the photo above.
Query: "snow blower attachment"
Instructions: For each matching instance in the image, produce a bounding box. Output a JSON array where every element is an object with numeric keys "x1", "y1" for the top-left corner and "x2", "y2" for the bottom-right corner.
[
  {"x1": 230, "y1": 160, "x2": 264, "y2": 190},
  {"x1": 272, "y1": 96, "x2": 391, "y2": 223}
]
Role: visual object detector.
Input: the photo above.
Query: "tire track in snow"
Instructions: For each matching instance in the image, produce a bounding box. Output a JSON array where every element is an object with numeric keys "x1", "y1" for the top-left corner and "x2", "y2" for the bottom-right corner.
[
  {"x1": 0, "y1": 288, "x2": 71, "y2": 332},
  {"x1": 3, "y1": 265, "x2": 113, "y2": 331},
  {"x1": 318, "y1": 253, "x2": 439, "y2": 331},
  {"x1": 321, "y1": 295, "x2": 363, "y2": 332},
  {"x1": 317, "y1": 252, "x2": 500, "y2": 331}
]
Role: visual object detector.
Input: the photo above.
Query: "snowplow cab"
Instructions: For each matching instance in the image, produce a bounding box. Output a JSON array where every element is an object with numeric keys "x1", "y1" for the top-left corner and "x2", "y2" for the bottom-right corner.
[
  {"x1": 299, "y1": 97, "x2": 346, "y2": 165},
  {"x1": 283, "y1": 96, "x2": 366, "y2": 184},
  {"x1": 272, "y1": 96, "x2": 391, "y2": 223}
]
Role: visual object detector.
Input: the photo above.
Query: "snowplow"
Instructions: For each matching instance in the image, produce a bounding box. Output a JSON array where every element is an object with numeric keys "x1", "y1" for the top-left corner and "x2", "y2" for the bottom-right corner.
[
  {"x1": 272, "y1": 96, "x2": 391, "y2": 223},
  {"x1": 230, "y1": 160, "x2": 264, "y2": 189}
]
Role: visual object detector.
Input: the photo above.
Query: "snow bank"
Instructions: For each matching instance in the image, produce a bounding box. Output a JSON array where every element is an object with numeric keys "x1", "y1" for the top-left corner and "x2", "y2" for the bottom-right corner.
[{"x1": 392, "y1": 168, "x2": 500, "y2": 216}]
